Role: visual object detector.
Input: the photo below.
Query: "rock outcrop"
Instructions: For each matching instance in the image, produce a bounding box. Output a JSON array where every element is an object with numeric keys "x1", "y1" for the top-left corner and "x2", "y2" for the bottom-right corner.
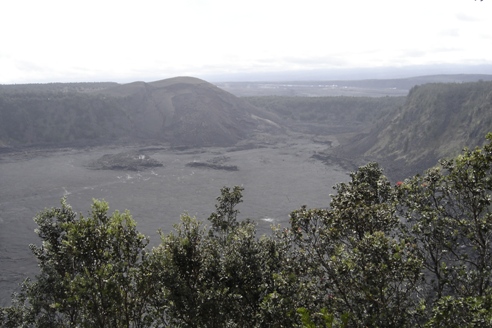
[{"x1": 89, "y1": 151, "x2": 163, "y2": 171}]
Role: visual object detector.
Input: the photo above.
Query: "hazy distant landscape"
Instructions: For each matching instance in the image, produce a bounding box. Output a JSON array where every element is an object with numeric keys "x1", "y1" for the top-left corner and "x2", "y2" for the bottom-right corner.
[
  {"x1": 2, "y1": 73, "x2": 492, "y2": 307},
  {"x1": 216, "y1": 73, "x2": 492, "y2": 97}
]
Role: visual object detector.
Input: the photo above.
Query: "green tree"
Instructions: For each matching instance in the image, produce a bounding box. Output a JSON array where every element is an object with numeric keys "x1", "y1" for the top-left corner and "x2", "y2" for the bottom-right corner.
[
  {"x1": 208, "y1": 185, "x2": 243, "y2": 237},
  {"x1": 150, "y1": 186, "x2": 290, "y2": 327},
  {"x1": 425, "y1": 294, "x2": 492, "y2": 328},
  {"x1": 399, "y1": 133, "x2": 492, "y2": 324},
  {"x1": 290, "y1": 163, "x2": 423, "y2": 327},
  {"x1": 1, "y1": 199, "x2": 158, "y2": 327}
]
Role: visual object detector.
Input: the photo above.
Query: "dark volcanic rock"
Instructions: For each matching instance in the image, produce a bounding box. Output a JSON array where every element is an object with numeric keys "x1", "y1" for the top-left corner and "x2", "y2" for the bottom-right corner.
[
  {"x1": 185, "y1": 155, "x2": 238, "y2": 171},
  {"x1": 186, "y1": 162, "x2": 238, "y2": 171},
  {"x1": 89, "y1": 152, "x2": 163, "y2": 171}
]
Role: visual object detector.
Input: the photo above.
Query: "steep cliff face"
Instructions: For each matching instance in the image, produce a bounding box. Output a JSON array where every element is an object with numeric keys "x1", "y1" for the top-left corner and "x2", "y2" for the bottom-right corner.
[
  {"x1": 339, "y1": 81, "x2": 492, "y2": 179},
  {"x1": 0, "y1": 92, "x2": 134, "y2": 146},
  {"x1": 0, "y1": 77, "x2": 281, "y2": 148}
]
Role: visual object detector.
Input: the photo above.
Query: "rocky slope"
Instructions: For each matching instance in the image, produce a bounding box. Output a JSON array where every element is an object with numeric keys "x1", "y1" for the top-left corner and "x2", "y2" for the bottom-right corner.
[
  {"x1": 99, "y1": 77, "x2": 281, "y2": 147},
  {"x1": 338, "y1": 81, "x2": 492, "y2": 179},
  {"x1": 0, "y1": 77, "x2": 281, "y2": 149}
]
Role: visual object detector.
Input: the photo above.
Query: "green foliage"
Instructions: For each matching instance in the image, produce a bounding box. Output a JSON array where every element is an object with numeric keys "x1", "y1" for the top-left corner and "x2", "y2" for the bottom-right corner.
[
  {"x1": 290, "y1": 163, "x2": 422, "y2": 327},
  {"x1": 149, "y1": 187, "x2": 290, "y2": 327},
  {"x1": 208, "y1": 185, "x2": 244, "y2": 237},
  {"x1": 297, "y1": 307, "x2": 349, "y2": 328},
  {"x1": 1, "y1": 199, "x2": 158, "y2": 327},
  {"x1": 398, "y1": 133, "x2": 492, "y2": 324},
  {"x1": 425, "y1": 293, "x2": 492, "y2": 328}
]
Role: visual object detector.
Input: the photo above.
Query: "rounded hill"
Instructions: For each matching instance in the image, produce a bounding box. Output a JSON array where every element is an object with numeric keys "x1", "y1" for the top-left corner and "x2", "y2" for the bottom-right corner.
[{"x1": 99, "y1": 76, "x2": 281, "y2": 147}]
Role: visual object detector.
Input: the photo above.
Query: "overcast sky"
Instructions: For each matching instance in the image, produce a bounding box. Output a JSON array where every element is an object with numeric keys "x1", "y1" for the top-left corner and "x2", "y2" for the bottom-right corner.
[{"x1": 1, "y1": 0, "x2": 491, "y2": 83}]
